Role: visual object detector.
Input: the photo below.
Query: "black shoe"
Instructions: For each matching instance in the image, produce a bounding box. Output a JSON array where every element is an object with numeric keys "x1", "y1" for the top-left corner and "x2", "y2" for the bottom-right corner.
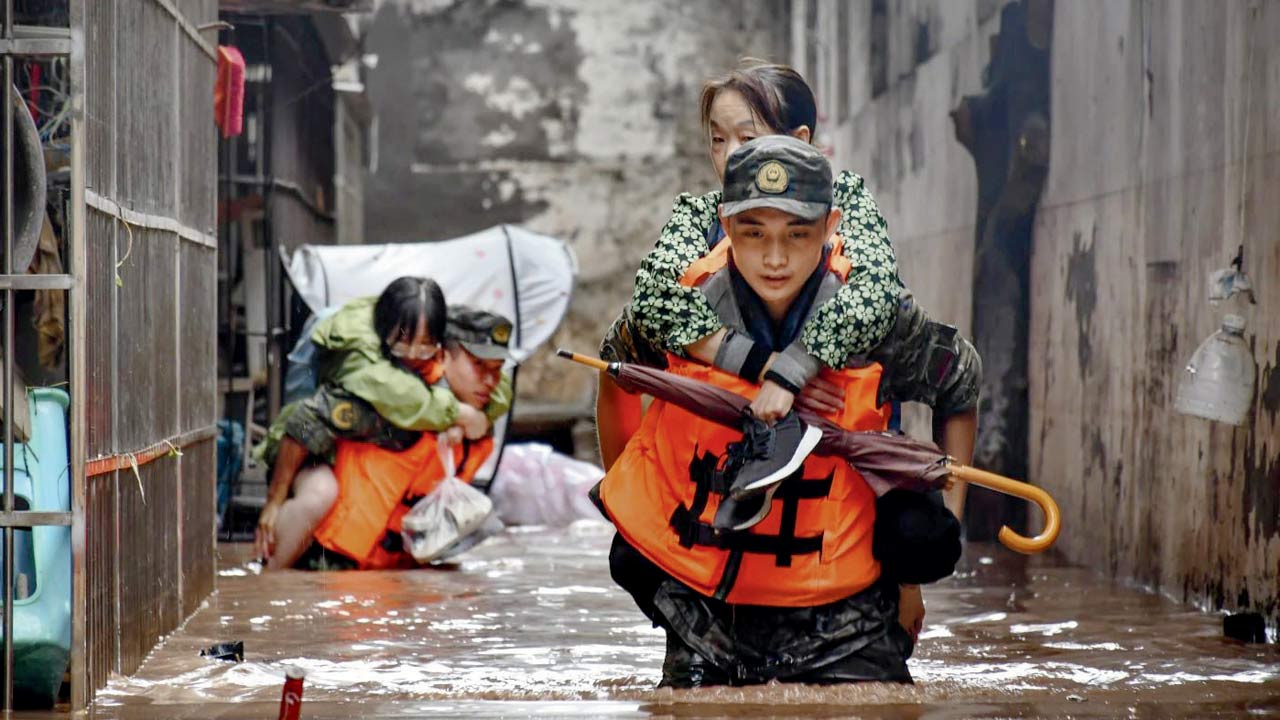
[
  {"x1": 729, "y1": 412, "x2": 822, "y2": 501},
  {"x1": 712, "y1": 480, "x2": 781, "y2": 531}
]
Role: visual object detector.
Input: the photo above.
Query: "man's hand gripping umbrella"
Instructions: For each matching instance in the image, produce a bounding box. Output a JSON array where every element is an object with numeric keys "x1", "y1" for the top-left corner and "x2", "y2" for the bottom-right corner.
[{"x1": 560, "y1": 349, "x2": 1060, "y2": 554}]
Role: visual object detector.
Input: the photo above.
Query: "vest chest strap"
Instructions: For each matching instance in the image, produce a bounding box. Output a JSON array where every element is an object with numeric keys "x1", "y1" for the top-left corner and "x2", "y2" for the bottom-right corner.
[{"x1": 672, "y1": 453, "x2": 835, "y2": 570}]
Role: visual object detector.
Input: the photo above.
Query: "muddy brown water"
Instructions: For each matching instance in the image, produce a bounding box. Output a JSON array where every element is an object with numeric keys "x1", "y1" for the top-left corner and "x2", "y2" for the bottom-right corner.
[{"x1": 30, "y1": 523, "x2": 1280, "y2": 718}]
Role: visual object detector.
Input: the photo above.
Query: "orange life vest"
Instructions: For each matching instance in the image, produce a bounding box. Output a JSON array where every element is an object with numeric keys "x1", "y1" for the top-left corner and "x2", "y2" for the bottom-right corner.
[
  {"x1": 313, "y1": 430, "x2": 493, "y2": 570},
  {"x1": 598, "y1": 237, "x2": 889, "y2": 607}
]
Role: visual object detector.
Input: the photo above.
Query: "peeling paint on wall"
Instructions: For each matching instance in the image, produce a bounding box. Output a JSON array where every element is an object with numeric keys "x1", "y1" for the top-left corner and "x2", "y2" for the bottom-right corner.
[
  {"x1": 1242, "y1": 433, "x2": 1279, "y2": 542},
  {"x1": 408, "y1": 2, "x2": 588, "y2": 164},
  {"x1": 1260, "y1": 343, "x2": 1280, "y2": 420},
  {"x1": 807, "y1": 0, "x2": 1280, "y2": 635},
  {"x1": 1065, "y1": 228, "x2": 1097, "y2": 378},
  {"x1": 365, "y1": 0, "x2": 788, "y2": 407}
]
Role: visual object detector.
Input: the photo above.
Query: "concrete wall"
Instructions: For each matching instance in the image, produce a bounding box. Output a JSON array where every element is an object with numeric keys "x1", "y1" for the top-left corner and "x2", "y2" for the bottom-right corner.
[
  {"x1": 1031, "y1": 1, "x2": 1279, "y2": 632},
  {"x1": 791, "y1": 0, "x2": 1008, "y2": 430},
  {"x1": 797, "y1": 0, "x2": 1280, "y2": 631},
  {"x1": 364, "y1": 0, "x2": 788, "y2": 407}
]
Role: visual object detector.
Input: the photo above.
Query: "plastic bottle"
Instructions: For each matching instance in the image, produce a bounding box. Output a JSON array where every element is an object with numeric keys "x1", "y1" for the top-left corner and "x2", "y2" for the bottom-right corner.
[{"x1": 1174, "y1": 314, "x2": 1256, "y2": 426}]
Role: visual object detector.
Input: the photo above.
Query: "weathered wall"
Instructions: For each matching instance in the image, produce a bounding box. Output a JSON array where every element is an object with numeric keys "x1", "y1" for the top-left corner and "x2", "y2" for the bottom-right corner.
[
  {"x1": 1030, "y1": 0, "x2": 1280, "y2": 632},
  {"x1": 792, "y1": 0, "x2": 1010, "y2": 429},
  {"x1": 796, "y1": 0, "x2": 1280, "y2": 632},
  {"x1": 266, "y1": 16, "x2": 338, "y2": 254},
  {"x1": 81, "y1": 0, "x2": 220, "y2": 695},
  {"x1": 364, "y1": 0, "x2": 788, "y2": 406}
]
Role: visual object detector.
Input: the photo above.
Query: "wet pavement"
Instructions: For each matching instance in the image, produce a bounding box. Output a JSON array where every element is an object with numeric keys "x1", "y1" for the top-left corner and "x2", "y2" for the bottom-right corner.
[{"x1": 40, "y1": 523, "x2": 1280, "y2": 718}]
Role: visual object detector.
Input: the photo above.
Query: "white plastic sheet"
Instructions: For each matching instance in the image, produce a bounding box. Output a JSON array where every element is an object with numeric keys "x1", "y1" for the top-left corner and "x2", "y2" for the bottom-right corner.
[
  {"x1": 283, "y1": 225, "x2": 576, "y2": 363},
  {"x1": 489, "y1": 443, "x2": 605, "y2": 527}
]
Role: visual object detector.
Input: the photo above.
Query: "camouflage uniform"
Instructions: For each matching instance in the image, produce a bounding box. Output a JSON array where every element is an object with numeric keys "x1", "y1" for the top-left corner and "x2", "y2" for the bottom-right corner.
[
  {"x1": 259, "y1": 387, "x2": 422, "y2": 469},
  {"x1": 867, "y1": 290, "x2": 982, "y2": 416}
]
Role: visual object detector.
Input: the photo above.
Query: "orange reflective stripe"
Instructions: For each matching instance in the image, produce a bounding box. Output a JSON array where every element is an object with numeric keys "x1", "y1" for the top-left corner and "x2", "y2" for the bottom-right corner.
[{"x1": 599, "y1": 356, "x2": 889, "y2": 607}]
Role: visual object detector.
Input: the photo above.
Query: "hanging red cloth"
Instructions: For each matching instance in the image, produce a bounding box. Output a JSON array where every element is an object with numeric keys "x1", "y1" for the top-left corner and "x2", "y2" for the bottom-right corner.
[{"x1": 214, "y1": 45, "x2": 245, "y2": 138}]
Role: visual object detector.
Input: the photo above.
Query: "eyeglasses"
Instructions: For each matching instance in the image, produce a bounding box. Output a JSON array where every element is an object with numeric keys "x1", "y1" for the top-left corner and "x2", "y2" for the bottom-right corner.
[{"x1": 389, "y1": 341, "x2": 439, "y2": 361}]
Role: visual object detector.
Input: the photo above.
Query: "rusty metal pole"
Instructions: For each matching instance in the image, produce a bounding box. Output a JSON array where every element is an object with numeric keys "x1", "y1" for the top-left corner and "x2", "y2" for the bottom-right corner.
[
  {"x1": 69, "y1": 0, "x2": 89, "y2": 707},
  {"x1": 2, "y1": 0, "x2": 15, "y2": 708}
]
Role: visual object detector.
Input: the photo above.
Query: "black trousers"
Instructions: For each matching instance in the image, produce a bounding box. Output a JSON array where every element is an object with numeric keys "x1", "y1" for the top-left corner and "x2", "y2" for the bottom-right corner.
[{"x1": 609, "y1": 534, "x2": 914, "y2": 688}]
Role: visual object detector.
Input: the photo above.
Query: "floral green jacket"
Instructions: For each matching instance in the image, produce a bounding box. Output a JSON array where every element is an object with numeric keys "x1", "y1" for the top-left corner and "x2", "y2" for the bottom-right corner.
[{"x1": 629, "y1": 170, "x2": 902, "y2": 371}]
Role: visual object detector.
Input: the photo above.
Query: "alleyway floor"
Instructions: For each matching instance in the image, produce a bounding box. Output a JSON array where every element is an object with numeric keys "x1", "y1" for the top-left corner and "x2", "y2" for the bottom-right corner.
[{"x1": 44, "y1": 524, "x2": 1280, "y2": 718}]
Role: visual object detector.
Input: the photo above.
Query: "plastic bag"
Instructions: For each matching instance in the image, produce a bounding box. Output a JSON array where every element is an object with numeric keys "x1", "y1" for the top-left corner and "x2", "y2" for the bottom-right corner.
[
  {"x1": 401, "y1": 440, "x2": 495, "y2": 564},
  {"x1": 429, "y1": 512, "x2": 505, "y2": 564},
  {"x1": 489, "y1": 443, "x2": 604, "y2": 526}
]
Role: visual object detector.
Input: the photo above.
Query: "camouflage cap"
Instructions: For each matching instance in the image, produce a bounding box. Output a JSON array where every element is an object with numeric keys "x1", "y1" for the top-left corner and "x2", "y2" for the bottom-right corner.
[
  {"x1": 720, "y1": 135, "x2": 833, "y2": 221},
  {"x1": 446, "y1": 305, "x2": 515, "y2": 362}
]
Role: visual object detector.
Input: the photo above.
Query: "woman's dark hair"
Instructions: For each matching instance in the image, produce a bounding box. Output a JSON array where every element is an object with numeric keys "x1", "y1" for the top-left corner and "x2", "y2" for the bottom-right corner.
[
  {"x1": 699, "y1": 59, "x2": 818, "y2": 141},
  {"x1": 373, "y1": 276, "x2": 446, "y2": 353}
]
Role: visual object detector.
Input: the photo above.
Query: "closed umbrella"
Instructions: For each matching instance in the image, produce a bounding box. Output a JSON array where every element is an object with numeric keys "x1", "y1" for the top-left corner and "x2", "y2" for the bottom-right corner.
[{"x1": 560, "y1": 350, "x2": 1059, "y2": 554}]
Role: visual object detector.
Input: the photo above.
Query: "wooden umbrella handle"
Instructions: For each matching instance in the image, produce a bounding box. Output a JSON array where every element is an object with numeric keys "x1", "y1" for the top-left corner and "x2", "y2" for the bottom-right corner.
[
  {"x1": 557, "y1": 348, "x2": 611, "y2": 372},
  {"x1": 948, "y1": 464, "x2": 1061, "y2": 554}
]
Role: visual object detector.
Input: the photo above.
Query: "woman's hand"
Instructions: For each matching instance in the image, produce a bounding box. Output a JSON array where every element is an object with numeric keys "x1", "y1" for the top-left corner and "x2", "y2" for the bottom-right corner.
[
  {"x1": 456, "y1": 404, "x2": 490, "y2": 440},
  {"x1": 750, "y1": 380, "x2": 795, "y2": 423},
  {"x1": 253, "y1": 500, "x2": 282, "y2": 561},
  {"x1": 795, "y1": 375, "x2": 843, "y2": 416},
  {"x1": 440, "y1": 425, "x2": 465, "y2": 448},
  {"x1": 898, "y1": 584, "x2": 925, "y2": 641}
]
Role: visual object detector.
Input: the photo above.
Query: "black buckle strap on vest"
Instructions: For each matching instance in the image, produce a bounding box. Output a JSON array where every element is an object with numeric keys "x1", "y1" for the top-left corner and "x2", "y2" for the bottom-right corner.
[
  {"x1": 773, "y1": 472, "x2": 804, "y2": 568},
  {"x1": 771, "y1": 469, "x2": 833, "y2": 567},
  {"x1": 669, "y1": 458, "x2": 831, "y2": 566},
  {"x1": 672, "y1": 449, "x2": 721, "y2": 548},
  {"x1": 688, "y1": 449, "x2": 717, "y2": 515},
  {"x1": 668, "y1": 510, "x2": 825, "y2": 558},
  {"x1": 672, "y1": 452, "x2": 833, "y2": 574},
  {"x1": 673, "y1": 448, "x2": 746, "y2": 548}
]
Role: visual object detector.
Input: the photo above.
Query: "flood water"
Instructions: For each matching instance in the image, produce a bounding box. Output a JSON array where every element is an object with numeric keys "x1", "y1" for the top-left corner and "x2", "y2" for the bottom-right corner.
[{"x1": 46, "y1": 523, "x2": 1280, "y2": 718}]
